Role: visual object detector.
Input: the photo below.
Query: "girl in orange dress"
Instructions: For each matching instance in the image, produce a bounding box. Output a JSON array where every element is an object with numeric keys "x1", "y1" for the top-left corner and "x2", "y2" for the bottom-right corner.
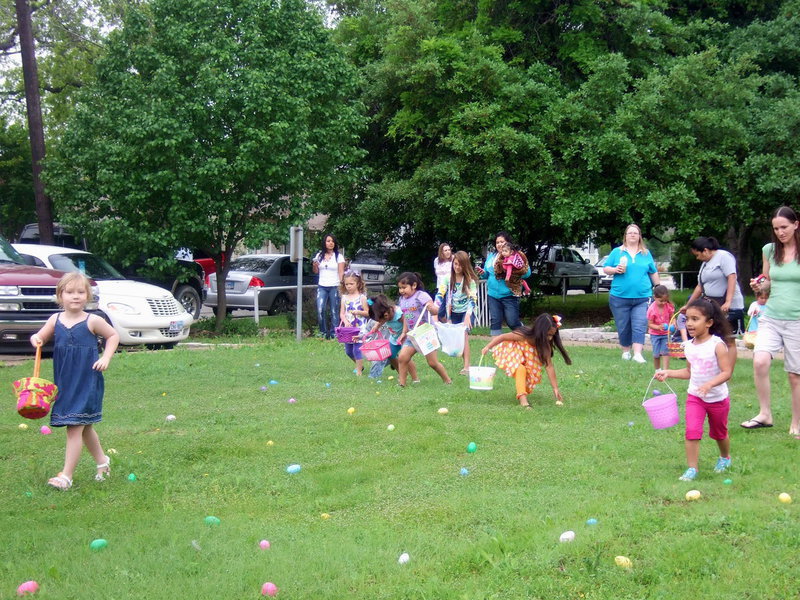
[{"x1": 481, "y1": 314, "x2": 571, "y2": 408}]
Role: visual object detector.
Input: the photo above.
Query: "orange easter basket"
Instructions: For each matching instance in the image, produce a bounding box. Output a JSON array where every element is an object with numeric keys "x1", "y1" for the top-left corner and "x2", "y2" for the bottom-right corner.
[
  {"x1": 13, "y1": 345, "x2": 59, "y2": 420},
  {"x1": 666, "y1": 313, "x2": 685, "y2": 359}
]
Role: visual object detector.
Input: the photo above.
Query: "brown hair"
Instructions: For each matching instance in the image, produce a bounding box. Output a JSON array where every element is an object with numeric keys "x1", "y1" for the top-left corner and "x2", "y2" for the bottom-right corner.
[
  {"x1": 55, "y1": 271, "x2": 93, "y2": 307},
  {"x1": 437, "y1": 243, "x2": 452, "y2": 262},
  {"x1": 449, "y1": 251, "x2": 479, "y2": 294},
  {"x1": 771, "y1": 206, "x2": 800, "y2": 265}
]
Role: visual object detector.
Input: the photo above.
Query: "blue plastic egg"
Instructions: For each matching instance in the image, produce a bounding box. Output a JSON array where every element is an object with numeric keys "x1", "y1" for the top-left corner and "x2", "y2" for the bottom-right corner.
[{"x1": 286, "y1": 464, "x2": 301, "y2": 474}]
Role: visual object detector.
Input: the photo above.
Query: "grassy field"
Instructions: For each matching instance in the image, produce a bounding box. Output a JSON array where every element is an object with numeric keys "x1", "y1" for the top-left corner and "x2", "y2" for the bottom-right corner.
[{"x1": 2, "y1": 332, "x2": 798, "y2": 599}]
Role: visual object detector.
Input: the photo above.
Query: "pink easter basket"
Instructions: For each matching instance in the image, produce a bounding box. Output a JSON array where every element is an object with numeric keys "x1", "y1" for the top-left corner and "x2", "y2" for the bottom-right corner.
[
  {"x1": 361, "y1": 332, "x2": 392, "y2": 361},
  {"x1": 13, "y1": 345, "x2": 59, "y2": 420},
  {"x1": 641, "y1": 376, "x2": 679, "y2": 430}
]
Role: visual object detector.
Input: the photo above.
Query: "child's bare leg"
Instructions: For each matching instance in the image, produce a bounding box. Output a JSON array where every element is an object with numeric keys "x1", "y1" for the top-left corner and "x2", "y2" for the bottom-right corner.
[
  {"x1": 514, "y1": 365, "x2": 530, "y2": 408},
  {"x1": 355, "y1": 359, "x2": 363, "y2": 376},
  {"x1": 425, "y1": 352, "x2": 451, "y2": 383},
  {"x1": 61, "y1": 425, "x2": 86, "y2": 479},
  {"x1": 685, "y1": 439, "x2": 700, "y2": 470},
  {"x1": 653, "y1": 355, "x2": 660, "y2": 370},
  {"x1": 408, "y1": 360, "x2": 419, "y2": 382},
  {"x1": 82, "y1": 425, "x2": 109, "y2": 477},
  {"x1": 462, "y1": 332, "x2": 470, "y2": 373},
  {"x1": 398, "y1": 346, "x2": 415, "y2": 386},
  {"x1": 716, "y1": 436, "x2": 730, "y2": 459},
  {"x1": 661, "y1": 355, "x2": 670, "y2": 370}
]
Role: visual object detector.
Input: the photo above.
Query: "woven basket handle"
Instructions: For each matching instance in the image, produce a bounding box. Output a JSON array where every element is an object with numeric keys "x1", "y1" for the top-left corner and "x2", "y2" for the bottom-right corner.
[{"x1": 33, "y1": 344, "x2": 42, "y2": 379}]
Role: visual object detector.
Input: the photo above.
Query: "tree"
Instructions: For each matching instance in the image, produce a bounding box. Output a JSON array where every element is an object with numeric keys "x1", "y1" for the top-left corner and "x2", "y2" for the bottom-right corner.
[
  {"x1": 45, "y1": 0, "x2": 364, "y2": 330},
  {"x1": 0, "y1": 116, "x2": 35, "y2": 238}
]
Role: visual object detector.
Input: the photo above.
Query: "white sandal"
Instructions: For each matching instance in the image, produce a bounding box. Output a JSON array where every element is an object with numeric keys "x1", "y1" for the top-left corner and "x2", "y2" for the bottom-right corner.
[
  {"x1": 48, "y1": 473, "x2": 73, "y2": 490},
  {"x1": 95, "y1": 456, "x2": 111, "y2": 481}
]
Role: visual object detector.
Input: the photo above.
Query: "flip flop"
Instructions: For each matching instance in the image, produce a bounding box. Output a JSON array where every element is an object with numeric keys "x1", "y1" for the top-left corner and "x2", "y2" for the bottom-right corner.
[{"x1": 741, "y1": 418, "x2": 773, "y2": 429}]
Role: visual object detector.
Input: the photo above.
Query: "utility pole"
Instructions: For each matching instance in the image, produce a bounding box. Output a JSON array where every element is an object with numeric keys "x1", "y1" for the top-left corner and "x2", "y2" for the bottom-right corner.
[{"x1": 15, "y1": 0, "x2": 54, "y2": 244}]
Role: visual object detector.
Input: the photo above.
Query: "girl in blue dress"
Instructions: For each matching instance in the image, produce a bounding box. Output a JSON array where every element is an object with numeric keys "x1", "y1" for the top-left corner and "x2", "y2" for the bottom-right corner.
[{"x1": 30, "y1": 272, "x2": 119, "y2": 490}]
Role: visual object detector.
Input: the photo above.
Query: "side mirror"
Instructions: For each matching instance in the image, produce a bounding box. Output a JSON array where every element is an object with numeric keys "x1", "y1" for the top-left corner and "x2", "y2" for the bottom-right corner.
[
  {"x1": 584, "y1": 258, "x2": 590, "y2": 264},
  {"x1": 21, "y1": 255, "x2": 37, "y2": 266}
]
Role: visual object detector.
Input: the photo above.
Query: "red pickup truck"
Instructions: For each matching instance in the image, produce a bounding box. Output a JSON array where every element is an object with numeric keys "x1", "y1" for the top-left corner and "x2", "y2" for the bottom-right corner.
[{"x1": 0, "y1": 233, "x2": 97, "y2": 352}]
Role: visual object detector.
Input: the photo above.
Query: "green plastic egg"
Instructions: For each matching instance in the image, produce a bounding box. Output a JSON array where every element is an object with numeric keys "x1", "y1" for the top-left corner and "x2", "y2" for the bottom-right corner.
[
  {"x1": 90, "y1": 538, "x2": 108, "y2": 551},
  {"x1": 467, "y1": 442, "x2": 477, "y2": 453},
  {"x1": 204, "y1": 516, "x2": 221, "y2": 526}
]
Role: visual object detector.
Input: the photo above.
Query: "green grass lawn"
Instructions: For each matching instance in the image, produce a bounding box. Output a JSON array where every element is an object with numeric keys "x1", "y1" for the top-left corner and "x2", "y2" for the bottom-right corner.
[{"x1": 2, "y1": 335, "x2": 797, "y2": 599}]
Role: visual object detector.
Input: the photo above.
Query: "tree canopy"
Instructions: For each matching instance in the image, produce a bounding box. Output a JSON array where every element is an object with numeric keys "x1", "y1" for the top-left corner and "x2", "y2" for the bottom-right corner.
[
  {"x1": 323, "y1": 0, "x2": 800, "y2": 275},
  {"x1": 45, "y1": 0, "x2": 365, "y2": 325}
]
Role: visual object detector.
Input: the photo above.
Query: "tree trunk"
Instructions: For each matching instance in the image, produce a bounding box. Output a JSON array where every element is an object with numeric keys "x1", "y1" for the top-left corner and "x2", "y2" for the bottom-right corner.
[
  {"x1": 15, "y1": 0, "x2": 53, "y2": 244},
  {"x1": 726, "y1": 222, "x2": 754, "y2": 293}
]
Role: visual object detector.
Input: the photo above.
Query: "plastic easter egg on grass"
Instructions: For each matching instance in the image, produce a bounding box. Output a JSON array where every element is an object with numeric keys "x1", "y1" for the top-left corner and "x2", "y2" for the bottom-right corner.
[
  {"x1": 18, "y1": 423, "x2": 28, "y2": 430},
  {"x1": 388, "y1": 376, "x2": 394, "y2": 380},
  {"x1": 267, "y1": 440, "x2": 274, "y2": 446},
  {"x1": 286, "y1": 464, "x2": 301, "y2": 474},
  {"x1": 398, "y1": 552, "x2": 410, "y2": 564},
  {"x1": 16, "y1": 580, "x2": 39, "y2": 596},
  {"x1": 260, "y1": 386, "x2": 268, "y2": 392},
  {"x1": 259, "y1": 540, "x2": 271, "y2": 550},
  {"x1": 779, "y1": 492, "x2": 792, "y2": 504},
  {"x1": 204, "y1": 516, "x2": 221, "y2": 526},
  {"x1": 347, "y1": 407, "x2": 355, "y2": 415},
  {"x1": 387, "y1": 424, "x2": 395, "y2": 431},
  {"x1": 127, "y1": 473, "x2": 137, "y2": 482},
  {"x1": 723, "y1": 479, "x2": 732, "y2": 485},
  {"x1": 269, "y1": 380, "x2": 279, "y2": 385},
  {"x1": 40, "y1": 426, "x2": 51, "y2": 435},
  {"x1": 107, "y1": 448, "x2": 118, "y2": 455},
  {"x1": 438, "y1": 407, "x2": 449, "y2": 415},
  {"x1": 586, "y1": 518, "x2": 598, "y2": 526},
  {"x1": 90, "y1": 538, "x2": 108, "y2": 551},
  {"x1": 614, "y1": 555, "x2": 632, "y2": 569},
  {"x1": 466, "y1": 442, "x2": 477, "y2": 453},
  {"x1": 165, "y1": 414, "x2": 176, "y2": 422},
  {"x1": 320, "y1": 512, "x2": 331, "y2": 520},
  {"x1": 287, "y1": 397, "x2": 296, "y2": 404},
  {"x1": 261, "y1": 582, "x2": 278, "y2": 597},
  {"x1": 460, "y1": 467, "x2": 469, "y2": 477},
  {"x1": 559, "y1": 530, "x2": 576, "y2": 543},
  {"x1": 685, "y1": 490, "x2": 702, "y2": 501}
]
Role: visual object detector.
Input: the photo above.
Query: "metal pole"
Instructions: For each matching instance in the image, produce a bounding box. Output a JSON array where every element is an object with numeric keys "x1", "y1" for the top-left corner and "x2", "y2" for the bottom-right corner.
[{"x1": 296, "y1": 258, "x2": 303, "y2": 342}]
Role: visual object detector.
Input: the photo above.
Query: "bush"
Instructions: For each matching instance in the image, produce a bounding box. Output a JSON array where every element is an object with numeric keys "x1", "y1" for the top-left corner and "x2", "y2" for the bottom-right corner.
[
  {"x1": 287, "y1": 293, "x2": 318, "y2": 335},
  {"x1": 191, "y1": 316, "x2": 261, "y2": 337}
]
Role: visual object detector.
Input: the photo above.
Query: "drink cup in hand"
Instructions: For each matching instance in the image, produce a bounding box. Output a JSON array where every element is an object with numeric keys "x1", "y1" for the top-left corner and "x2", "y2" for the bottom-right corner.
[{"x1": 619, "y1": 256, "x2": 628, "y2": 273}]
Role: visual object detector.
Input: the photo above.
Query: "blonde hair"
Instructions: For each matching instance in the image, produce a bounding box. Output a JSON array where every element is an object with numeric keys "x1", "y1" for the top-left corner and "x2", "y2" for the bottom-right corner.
[
  {"x1": 623, "y1": 223, "x2": 649, "y2": 255},
  {"x1": 55, "y1": 271, "x2": 93, "y2": 307},
  {"x1": 339, "y1": 269, "x2": 366, "y2": 294}
]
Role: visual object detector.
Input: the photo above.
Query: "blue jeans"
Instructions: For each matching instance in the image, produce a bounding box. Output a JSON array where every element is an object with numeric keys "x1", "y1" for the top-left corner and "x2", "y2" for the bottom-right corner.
[
  {"x1": 316, "y1": 286, "x2": 339, "y2": 338},
  {"x1": 488, "y1": 295, "x2": 521, "y2": 336},
  {"x1": 609, "y1": 295, "x2": 649, "y2": 347}
]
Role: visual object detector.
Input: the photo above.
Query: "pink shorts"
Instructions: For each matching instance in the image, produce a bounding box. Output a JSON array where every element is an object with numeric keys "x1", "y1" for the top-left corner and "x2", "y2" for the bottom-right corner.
[{"x1": 685, "y1": 394, "x2": 730, "y2": 441}]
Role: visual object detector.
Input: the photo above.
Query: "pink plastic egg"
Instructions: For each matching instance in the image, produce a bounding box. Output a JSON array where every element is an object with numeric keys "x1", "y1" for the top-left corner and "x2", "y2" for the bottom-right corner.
[
  {"x1": 259, "y1": 540, "x2": 270, "y2": 550},
  {"x1": 261, "y1": 582, "x2": 278, "y2": 596},
  {"x1": 40, "y1": 426, "x2": 52, "y2": 435},
  {"x1": 17, "y1": 580, "x2": 39, "y2": 596}
]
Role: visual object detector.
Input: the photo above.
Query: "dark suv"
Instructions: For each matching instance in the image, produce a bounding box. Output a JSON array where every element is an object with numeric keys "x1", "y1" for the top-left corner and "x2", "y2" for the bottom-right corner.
[
  {"x1": 0, "y1": 233, "x2": 98, "y2": 352},
  {"x1": 533, "y1": 245, "x2": 599, "y2": 294}
]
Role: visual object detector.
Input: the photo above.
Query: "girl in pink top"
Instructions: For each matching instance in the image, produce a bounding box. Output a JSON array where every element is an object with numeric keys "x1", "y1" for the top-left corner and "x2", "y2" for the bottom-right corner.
[
  {"x1": 646, "y1": 285, "x2": 674, "y2": 371},
  {"x1": 656, "y1": 299, "x2": 735, "y2": 482}
]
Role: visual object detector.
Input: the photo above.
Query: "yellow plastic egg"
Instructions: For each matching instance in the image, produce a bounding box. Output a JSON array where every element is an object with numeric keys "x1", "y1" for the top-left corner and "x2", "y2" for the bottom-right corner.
[
  {"x1": 685, "y1": 490, "x2": 702, "y2": 501},
  {"x1": 614, "y1": 555, "x2": 632, "y2": 569},
  {"x1": 779, "y1": 492, "x2": 792, "y2": 504}
]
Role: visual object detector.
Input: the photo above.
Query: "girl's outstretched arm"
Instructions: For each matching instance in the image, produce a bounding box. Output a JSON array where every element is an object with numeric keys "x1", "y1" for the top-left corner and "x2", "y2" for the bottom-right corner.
[
  {"x1": 89, "y1": 315, "x2": 119, "y2": 371},
  {"x1": 481, "y1": 331, "x2": 524, "y2": 354},
  {"x1": 544, "y1": 359, "x2": 563, "y2": 404},
  {"x1": 30, "y1": 313, "x2": 57, "y2": 347},
  {"x1": 655, "y1": 363, "x2": 690, "y2": 381}
]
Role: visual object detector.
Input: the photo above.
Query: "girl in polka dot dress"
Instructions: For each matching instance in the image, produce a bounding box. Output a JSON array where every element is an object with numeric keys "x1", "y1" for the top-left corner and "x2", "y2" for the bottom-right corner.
[{"x1": 481, "y1": 314, "x2": 571, "y2": 408}]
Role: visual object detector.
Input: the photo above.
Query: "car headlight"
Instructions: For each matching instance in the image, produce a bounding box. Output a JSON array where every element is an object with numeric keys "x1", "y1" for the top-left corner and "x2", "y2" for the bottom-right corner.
[
  {"x1": 0, "y1": 302, "x2": 21, "y2": 310},
  {"x1": 106, "y1": 302, "x2": 139, "y2": 315},
  {"x1": 0, "y1": 285, "x2": 20, "y2": 295}
]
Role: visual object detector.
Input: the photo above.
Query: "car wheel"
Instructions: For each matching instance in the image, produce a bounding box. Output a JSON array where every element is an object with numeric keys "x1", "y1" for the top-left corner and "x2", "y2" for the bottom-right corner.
[
  {"x1": 268, "y1": 293, "x2": 291, "y2": 315},
  {"x1": 585, "y1": 277, "x2": 599, "y2": 294},
  {"x1": 175, "y1": 285, "x2": 201, "y2": 319},
  {"x1": 211, "y1": 306, "x2": 233, "y2": 317}
]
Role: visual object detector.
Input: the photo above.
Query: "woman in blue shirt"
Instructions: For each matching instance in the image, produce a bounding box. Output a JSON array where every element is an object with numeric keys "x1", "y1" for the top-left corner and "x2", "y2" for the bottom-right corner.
[
  {"x1": 602, "y1": 224, "x2": 660, "y2": 363},
  {"x1": 477, "y1": 231, "x2": 531, "y2": 336}
]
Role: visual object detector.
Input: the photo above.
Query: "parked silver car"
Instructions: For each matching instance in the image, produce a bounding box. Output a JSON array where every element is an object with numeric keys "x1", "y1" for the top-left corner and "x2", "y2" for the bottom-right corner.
[
  {"x1": 594, "y1": 255, "x2": 613, "y2": 290},
  {"x1": 347, "y1": 248, "x2": 397, "y2": 285},
  {"x1": 534, "y1": 246, "x2": 598, "y2": 293},
  {"x1": 206, "y1": 254, "x2": 315, "y2": 315}
]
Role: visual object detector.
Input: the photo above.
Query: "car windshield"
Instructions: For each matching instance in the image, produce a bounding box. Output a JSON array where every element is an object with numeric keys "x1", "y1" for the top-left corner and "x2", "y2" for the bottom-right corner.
[
  {"x1": 596, "y1": 256, "x2": 608, "y2": 267},
  {"x1": 0, "y1": 235, "x2": 24, "y2": 264},
  {"x1": 230, "y1": 257, "x2": 276, "y2": 272},
  {"x1": 49, "y1": 253, "x2": 125, "y2": 280}
]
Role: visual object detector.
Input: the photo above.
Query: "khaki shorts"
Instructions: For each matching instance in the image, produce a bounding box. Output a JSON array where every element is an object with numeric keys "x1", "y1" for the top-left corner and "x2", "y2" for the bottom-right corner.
[{"x1": 754, "y1": 316, "x2": 800, "y2": 374}]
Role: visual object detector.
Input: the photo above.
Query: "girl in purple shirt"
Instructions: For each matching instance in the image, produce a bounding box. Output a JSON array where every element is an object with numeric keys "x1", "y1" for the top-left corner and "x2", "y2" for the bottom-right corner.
[{"x1": 396, "y1": 272, "x2": 452, "y2": 387}]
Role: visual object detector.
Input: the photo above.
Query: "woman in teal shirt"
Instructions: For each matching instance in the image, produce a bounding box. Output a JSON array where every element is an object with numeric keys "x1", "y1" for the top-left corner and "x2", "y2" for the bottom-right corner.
[
  {"x1": 602, "y1": 224, "x2": 660, "y2": 364},
  {"x1": 743, "y1": 206, "x2": 800, "y2": 436}
]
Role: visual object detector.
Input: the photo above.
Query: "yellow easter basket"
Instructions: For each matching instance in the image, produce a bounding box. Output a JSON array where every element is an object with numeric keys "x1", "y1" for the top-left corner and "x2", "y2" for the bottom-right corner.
[{"x1": 13, "y1": 345, "x2": 58, "y2": 420}]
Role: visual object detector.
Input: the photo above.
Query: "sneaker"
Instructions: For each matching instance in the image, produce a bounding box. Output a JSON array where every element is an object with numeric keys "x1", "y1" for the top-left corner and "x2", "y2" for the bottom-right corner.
[
  {"x1": 621, "y1": 351, "x2": 631, "y2": 360},
  {"x1": 713, "y1": 457, "x2": 732, "y2": 473},
  {"x1": 632, "y1": 354, "x2": 647, "y2": 364},
  {"x1": 679, "y1": 467, "x2": 698, "y2": 481}
]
